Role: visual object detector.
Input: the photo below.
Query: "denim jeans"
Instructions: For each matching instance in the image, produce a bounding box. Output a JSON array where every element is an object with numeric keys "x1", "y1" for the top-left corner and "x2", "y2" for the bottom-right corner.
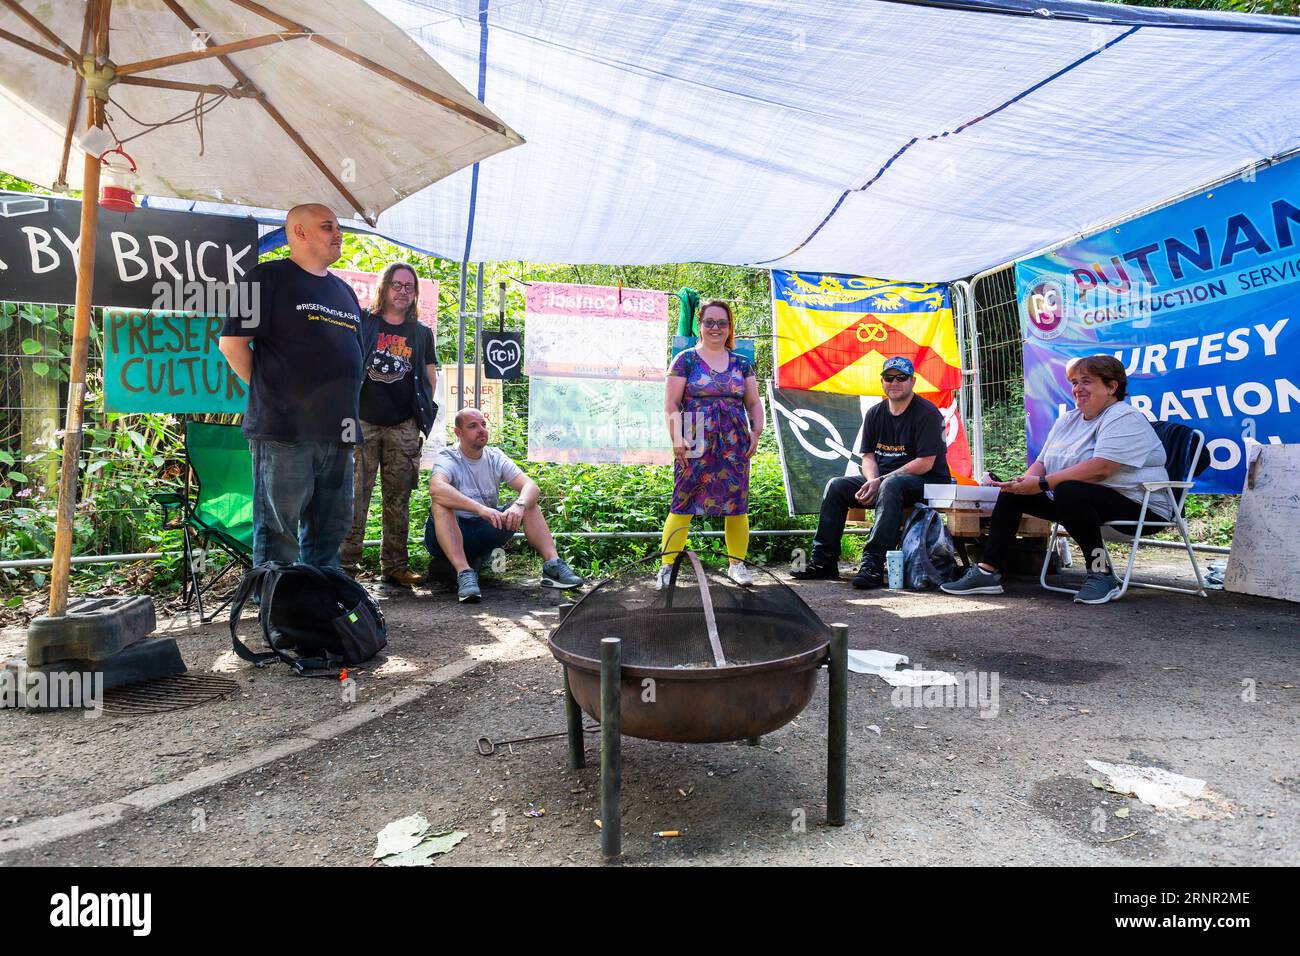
[
  {"x1": 250, "y1": 439, "x2": 354, "y2": 567},
  {"x1": 424, "y1": 506, "x2": 515, "y2": 568},
  {"x1": 811, "y1": 472, "x2": 930, "y2": 565}
]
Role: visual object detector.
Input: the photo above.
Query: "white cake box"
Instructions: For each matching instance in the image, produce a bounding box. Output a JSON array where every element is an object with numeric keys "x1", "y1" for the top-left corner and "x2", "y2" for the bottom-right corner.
[{"x1": 924, "y1": 483, "x2": 1001, "y2": 512}]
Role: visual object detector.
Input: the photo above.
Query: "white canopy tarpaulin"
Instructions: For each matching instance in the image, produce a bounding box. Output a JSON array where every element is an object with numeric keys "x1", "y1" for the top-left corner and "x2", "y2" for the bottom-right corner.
[{"x1": 149, "y1": 0, "x2": 1300, "y2": 281}]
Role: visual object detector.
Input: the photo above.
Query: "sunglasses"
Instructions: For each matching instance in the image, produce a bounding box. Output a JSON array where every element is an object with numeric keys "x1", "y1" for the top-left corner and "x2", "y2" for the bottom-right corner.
[
  {"x1": 700, "y1": 319, "x2": 730, "y2": 329},
  {"x1": 882, "y1": 373, "x2": 911, "y2": 382},
  {"x1": 389, "y1": 281, "x2": 416, "y2": 293}
]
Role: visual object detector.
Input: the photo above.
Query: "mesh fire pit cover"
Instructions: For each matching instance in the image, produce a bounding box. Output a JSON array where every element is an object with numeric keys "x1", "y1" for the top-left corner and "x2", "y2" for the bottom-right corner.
[{"x1": 549, "y1": 552, "x2": 830, "y2": 678}]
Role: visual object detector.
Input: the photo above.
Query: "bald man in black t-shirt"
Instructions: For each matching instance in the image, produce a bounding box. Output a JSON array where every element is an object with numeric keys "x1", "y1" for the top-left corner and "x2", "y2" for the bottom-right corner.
[{"x1": 219, "y1": 204, "x2": 364, "y2": 568}]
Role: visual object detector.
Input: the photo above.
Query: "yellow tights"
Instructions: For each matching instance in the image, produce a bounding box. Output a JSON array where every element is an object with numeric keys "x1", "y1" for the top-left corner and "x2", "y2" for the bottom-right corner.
[{"x1": 660, "y1": 513, "x2": 750, "y2": 564}]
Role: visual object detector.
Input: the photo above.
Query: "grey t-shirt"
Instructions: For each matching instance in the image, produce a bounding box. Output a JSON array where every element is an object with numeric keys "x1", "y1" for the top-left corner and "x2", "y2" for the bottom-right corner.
[
  {"x1": 1037, "y1": 402, "x2": 1168, "y2": 508},
  {"x1": 433, "y1": 445, "x2": 524, "y2": 519}
]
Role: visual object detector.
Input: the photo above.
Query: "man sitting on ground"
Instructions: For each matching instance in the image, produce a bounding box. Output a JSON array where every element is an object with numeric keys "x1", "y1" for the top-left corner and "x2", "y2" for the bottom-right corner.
[
  {"x1": 425, "y1": 407, "x2": 584, "y2": 603},
  {"x1": 791, "y1": 356, "x2": 952, "y2": 588}
]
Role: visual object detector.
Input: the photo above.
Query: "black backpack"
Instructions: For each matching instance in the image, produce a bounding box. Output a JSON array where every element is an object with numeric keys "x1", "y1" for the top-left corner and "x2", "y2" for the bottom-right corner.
[
  {"x1": 900, "y1": 506, "x2": 962, "y2": 590},
  {"x1": 229, "y1": 562, "x2": 387, "y2": 675}
]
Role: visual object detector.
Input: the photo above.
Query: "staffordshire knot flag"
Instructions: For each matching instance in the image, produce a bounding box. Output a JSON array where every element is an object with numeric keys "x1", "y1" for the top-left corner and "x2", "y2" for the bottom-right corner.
[{"x1": 772, "y1": 271, "x2": 972, "y2": 479}]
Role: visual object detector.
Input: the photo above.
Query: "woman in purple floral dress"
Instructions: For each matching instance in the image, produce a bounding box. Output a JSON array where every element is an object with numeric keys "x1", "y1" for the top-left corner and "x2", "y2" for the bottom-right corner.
[{"x1": 659, "y1": 300, "x2": 765, "y2": 587}]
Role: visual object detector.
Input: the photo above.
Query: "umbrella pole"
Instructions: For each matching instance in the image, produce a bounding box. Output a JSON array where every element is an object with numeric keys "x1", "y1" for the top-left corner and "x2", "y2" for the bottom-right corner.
[{"x1": 47, "y1": 100, "x2": 103, "y2": 618}]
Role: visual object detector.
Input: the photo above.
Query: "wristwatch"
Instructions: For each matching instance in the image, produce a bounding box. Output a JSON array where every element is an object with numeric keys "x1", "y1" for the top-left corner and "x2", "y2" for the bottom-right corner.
[{"x1": 1038, "y1": 476, "x2": 1050, "y2": 493}]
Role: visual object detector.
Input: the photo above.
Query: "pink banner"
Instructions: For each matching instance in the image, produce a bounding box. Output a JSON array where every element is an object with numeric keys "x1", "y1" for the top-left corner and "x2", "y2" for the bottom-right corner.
[
  {"x1": 332, "y1": 268, "x2": 440, "y2": 333},
  {"x1": 524, "y1": 282, "x2": 669, "y2": 381},
  {"x1": 525, "y1": 282, "x2": 669, "y2": 320}
]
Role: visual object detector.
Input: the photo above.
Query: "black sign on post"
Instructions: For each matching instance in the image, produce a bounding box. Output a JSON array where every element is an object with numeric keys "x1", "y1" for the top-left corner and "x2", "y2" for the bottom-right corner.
[
  {"x1": 481, "y1": 330, "x2": 522, "y2": 380},
  {"x1": 0, "y1": 191, "x2": 257, "y2": 311}
]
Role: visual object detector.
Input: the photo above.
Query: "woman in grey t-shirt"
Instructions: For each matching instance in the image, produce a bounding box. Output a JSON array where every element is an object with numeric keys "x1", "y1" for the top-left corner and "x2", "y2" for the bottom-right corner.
[{"x1": 941, "y1": 355, "x2": 1168, "y2": 605}]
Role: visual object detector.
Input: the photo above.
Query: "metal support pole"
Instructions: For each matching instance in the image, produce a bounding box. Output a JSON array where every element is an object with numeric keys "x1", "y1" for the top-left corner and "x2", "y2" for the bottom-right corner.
[
  {"x1": 558, "y1": 603, "x2": 586, "y2": 770},
  {"x1": 827, "y1": 622, "x2": 848, "y2": 827},
  {"x1": 951, "y1": 280, "x2": 970, "y2": 438},
  {"x1": 964, "y1": 273, "x2": 987, "y2": 478},
  {"x1": 474, "y1": 262, "x2": 484, "y2": 409},
  {"x1": 600, "y1": 636, "x2": 622, "y2": 859},
  {"x1": 563, "y1": 668, "x2": 586, "y2": 770},
  {"x1": 456, "y1": 260, "x2": 467, "y2": 406}
]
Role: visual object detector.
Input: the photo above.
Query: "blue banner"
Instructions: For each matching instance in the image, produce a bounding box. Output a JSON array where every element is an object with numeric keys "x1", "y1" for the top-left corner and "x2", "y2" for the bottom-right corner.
[{"x1": 1016, "y1": 157, "x2": 1300, "y2": 494}]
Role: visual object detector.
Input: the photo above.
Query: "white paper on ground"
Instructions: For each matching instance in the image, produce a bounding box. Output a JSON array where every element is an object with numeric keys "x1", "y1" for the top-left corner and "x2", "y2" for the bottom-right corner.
[
  {"x1": 373, "y1": 813, "x2": 430, "y2": 858},
  {"x1": 380, "y1": 830, "x2": 468, "y2": 866},
  {"x1": 847, "y1": 649, "x2": 910, "y2": 675},
  {"x1": 878, "y1": 669, "x2": 959, "y2": 688},
  {"x1": 1087, "y1": 760, "x2": 1207, "y2": 810}
]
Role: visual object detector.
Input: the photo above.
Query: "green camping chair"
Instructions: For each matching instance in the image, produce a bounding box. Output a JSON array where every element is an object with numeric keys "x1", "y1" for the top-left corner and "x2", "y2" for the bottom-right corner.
[{"x1": 154, "y1": 421, "x2": 253, "y2": 622}]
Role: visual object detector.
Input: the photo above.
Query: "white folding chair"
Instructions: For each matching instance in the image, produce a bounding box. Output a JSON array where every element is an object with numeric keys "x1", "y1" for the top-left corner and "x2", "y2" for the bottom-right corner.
[{"x1": 1040, "y1": 425, "x2": 1207, "y2": 599}]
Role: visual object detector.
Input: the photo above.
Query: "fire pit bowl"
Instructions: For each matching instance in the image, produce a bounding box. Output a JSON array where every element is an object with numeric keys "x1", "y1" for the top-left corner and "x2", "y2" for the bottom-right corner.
[
  {"x1": 547, "y1": 550, "x2": 848, "y2": 859},
  {"x1": 548, "y1": 551, "x2": 831, "y2": 743}
]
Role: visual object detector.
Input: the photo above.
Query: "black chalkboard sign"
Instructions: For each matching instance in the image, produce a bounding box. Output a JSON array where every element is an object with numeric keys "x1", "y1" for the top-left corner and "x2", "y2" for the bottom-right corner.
[{"x1": 0, "y1": 191, "x2": 257, "y2": 310}]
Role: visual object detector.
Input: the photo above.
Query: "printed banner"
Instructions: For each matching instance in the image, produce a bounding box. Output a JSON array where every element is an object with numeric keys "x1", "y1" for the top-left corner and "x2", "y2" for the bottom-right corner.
[
  {"x1": 769, "y1": 384, "x2": 972, "y2": 515},
  {"x1": 420, "y1": 365, "x2": 502, "y2": 469},
  {"x1": 440, "y1": 364, "x2": 502, "y2": 437},
  {"x1": 333, "y1": 269, "x2": 439, "y2": 333},
  {"x1": 523, "y1": 282, "x2": 669, "y2": 380},
  {"x1": 771, "y1": 271, "x2": 972, "y2": 481},
  {"x1": 1016, "y1": 156, "x2": 1300, "y2": 493},
  {"x1": 103, "y1": 310, "x2": 247, "y2": 413},
  {"x1": 527, "y1": 376, "x2": 671, "y2": 465},
  {"x1": 0, "y1": 190, "x2": 256, "y2": 309}
]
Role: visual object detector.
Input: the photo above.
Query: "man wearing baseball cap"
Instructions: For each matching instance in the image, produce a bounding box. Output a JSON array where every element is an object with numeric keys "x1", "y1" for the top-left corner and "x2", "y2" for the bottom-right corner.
[{"x1": 792, "y1": 355, "x2": 952, "y2": 588}]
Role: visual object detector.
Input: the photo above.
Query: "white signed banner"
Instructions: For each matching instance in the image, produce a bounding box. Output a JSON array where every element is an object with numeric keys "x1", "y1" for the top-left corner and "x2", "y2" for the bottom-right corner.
[
  {"x1": 523, "y1": 282, "x2": 669, "y2": 380},
  {"x1": 528, "y1": 376, "x2": 672, "y2": 465}
]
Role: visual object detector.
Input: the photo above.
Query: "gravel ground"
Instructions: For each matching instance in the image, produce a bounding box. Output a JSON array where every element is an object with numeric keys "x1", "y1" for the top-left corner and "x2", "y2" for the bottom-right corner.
[{"x1": 2, "y1": 554, "x2": 1297, "y2": 867}]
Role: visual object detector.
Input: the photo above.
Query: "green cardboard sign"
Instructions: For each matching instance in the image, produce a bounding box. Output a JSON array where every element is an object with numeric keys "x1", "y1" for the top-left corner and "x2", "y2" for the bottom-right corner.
[{"x1": 103, "y1": 310, "x2": 247, "y2": 414}]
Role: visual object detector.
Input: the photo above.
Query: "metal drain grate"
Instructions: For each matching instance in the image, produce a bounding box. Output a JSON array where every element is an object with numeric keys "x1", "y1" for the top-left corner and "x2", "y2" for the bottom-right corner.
[{"x1": 102, "y1": 674, "x2": 240, "y2": 716}]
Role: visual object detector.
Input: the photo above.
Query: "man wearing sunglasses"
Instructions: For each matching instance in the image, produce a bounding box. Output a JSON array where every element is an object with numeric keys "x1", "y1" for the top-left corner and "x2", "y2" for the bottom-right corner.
[{"x1": 792, "y1": 356, "x2": 951, "y2": 588}]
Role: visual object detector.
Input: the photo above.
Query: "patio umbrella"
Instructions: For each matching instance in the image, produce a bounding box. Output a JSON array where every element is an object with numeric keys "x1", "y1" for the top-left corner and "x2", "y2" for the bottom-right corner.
[{"x1": 0, "y1": 0, "x2": 523, "y2": 616}]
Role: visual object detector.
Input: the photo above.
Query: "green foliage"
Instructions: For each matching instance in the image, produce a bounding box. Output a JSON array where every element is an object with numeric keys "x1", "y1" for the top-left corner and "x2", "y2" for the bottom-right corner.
[
  {"x1": 1178, "y1": 493, "x2": 1239, "y2": 547},
  {"x1": 1107, "y1": 0, "x2": 1297, "y2": 14},
  {"x1": 980, "y1": 378, "x2": 1030, "y2": 480}
]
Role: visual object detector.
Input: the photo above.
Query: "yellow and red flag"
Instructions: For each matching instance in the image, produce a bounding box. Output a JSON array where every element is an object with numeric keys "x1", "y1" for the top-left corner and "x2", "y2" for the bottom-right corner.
[{"x1": 771, "y1": 271, "x2": 973, "y2": 480}]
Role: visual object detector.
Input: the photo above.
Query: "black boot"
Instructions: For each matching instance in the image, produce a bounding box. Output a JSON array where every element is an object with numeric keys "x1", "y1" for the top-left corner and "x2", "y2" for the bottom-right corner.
[{"x1": 851, "y1": 553, "x2": 884, "y2": 590}]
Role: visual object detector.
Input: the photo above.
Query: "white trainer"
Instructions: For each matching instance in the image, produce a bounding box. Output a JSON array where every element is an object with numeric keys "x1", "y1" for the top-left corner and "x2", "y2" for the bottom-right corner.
[
  {"x1": 654, "y1": 564, "x2": 673, "y2": 591},
  {"x1": 727, "y1": 562, "x2": 755, "y2": 587}
]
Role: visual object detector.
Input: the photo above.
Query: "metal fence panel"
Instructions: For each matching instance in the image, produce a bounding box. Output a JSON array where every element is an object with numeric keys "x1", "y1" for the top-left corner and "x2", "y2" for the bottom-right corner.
[{"x1": 967, "y1": 265, "x2": 1026, "y2": 481}]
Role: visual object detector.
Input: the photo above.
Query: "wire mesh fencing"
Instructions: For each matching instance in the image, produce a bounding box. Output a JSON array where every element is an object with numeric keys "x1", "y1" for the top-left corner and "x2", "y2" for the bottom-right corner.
[{"x1": 967, "y1": 265, "x2": 1028, "y2": 480}]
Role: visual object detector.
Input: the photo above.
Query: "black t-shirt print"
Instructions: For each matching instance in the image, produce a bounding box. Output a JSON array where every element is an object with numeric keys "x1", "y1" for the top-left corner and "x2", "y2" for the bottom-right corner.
[
  {"x1": 220, "y1": 258, "x2": 364, "y2": 444},
  {"x1": 859, "y1": 394, "x2": 951, "y2": 483},
  {"x1": 360, "y1": 320, "x2": 433, "y2": 426}
]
